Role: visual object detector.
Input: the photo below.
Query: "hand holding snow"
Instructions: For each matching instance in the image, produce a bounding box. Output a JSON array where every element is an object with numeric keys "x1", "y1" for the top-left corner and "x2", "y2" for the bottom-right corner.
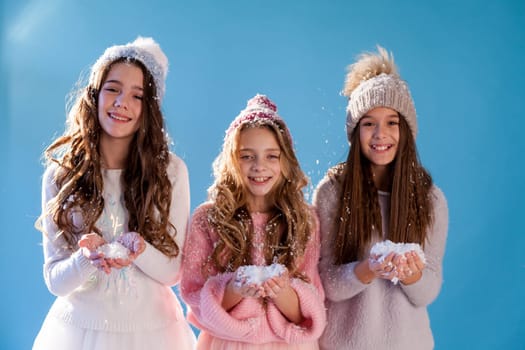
[{"x1": 369, "y1": 240, "x2": 425, "y2": 284}]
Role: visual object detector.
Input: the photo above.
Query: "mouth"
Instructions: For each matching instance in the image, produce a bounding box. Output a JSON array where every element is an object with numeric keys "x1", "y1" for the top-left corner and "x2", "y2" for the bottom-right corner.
[
  {"x1": 371, "y1": 144, "x2": 393, "y2": 152},
  {"x1": 109, "y1": 112, "x2": 131, "y2": 122},
  {"x1": 249, "y1": 176, "x2": 272, "y2": 184}
]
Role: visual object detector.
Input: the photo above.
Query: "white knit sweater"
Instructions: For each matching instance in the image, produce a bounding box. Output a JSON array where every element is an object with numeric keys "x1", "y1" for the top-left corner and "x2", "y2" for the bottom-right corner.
[
  {"x1": 313, "y1": 171, "x2": 448, "y2": 350},
  {"x1": 39, "y1": 154, "x2": 190, "y2": 332}
]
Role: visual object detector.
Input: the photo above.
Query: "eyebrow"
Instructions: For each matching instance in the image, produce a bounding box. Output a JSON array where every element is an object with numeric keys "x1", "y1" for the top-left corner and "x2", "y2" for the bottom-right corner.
[
  {"x1": 362, "y1": 114, "x2": 399, "y2": 119},
  {"x1": 239, "y1": 148, "x2": 281, "y2": 152}
]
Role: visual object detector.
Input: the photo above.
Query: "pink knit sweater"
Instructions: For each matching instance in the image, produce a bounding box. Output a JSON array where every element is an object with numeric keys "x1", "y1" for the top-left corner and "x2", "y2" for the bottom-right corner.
[{"x1": 180, "y1": 203, "x2": 326, "y2": 348}]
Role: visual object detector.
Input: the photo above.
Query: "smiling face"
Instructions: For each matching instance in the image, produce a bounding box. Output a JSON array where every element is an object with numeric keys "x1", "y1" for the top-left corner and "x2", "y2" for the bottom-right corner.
[
  {"x1": 97, "y1": 62, "x2": 144, "y2": 146},
  {"x1": 237, "y1": 126, "x2": 283, "y2": 213},
  {"x1": 359, "y1": 107, "x2": 400, "y2": 174}
]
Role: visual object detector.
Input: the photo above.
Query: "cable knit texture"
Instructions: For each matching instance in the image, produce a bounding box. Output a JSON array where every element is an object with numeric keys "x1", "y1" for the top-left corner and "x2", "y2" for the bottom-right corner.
[
  {"x1": 181, "y1": 203, "x2": 327, "y2": 349},
  {"x1": 313, "y1": 172, "x2": 448, "y2": 350},
  {"x1": 34, "y1": 154, "x2": 195, "y2": 349}
]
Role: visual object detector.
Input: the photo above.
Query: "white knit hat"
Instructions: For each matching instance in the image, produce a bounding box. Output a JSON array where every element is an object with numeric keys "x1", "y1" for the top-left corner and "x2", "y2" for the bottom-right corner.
[{"x1": 89, "y1": 36, "x2": 169, "y2": 102}]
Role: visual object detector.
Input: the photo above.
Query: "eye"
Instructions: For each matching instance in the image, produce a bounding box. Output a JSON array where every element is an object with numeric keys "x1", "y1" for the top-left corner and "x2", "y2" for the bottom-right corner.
[
  {"x1": 239, "y1": 154, "x2": 253, "y2": 161},
  {"x1": 267, "y1": 153, "x2": 280, "y2": 160},
  {"x1": 361, "y1": 121, "x2": 374, "y2": 127},
  {"x1": 134, "y1": 95, "x2": 144, "y2": 100},
  {"x1": 388, "y1": 120, "x2": 399, "y2": 126}
]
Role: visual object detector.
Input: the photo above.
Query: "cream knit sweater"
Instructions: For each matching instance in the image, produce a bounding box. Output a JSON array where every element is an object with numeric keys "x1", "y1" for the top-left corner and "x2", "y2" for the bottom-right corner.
[{"x1": 39, "y1": 154, "x2": 190, "y2": 332}]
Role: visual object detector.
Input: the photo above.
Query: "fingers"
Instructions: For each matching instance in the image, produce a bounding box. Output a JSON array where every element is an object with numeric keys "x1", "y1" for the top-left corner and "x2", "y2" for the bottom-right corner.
[
  {"x1": 398, "y1": 251, "x2": 425, "y2": 281},
  {"x1": 408, "y1": 251, "x2": 425, "y2": 271},
  {"x1": 91, "y1": 256, "x2": 111, "y2": 275},
  {"x1": 79, "y1": 233, "x2": 106, "y2": 251},
  {"x1": 369, "y1": 249, "x2": 425, "y2": 284},
  {"x1": 263, "y1": 279, "x2": 281, "y2": 299},
  {"x1": 238, "y1": 283, "x2": 264, "y2": 298},
  {"x1": 106, "y1": 257, "x2": 133, "y2": 269},
  {"x1": 118, "y1": 232, "x2": 146, "y2": 255},
  {"x1": 368, "y1": 252, "x2": 396, "y2": 277}
]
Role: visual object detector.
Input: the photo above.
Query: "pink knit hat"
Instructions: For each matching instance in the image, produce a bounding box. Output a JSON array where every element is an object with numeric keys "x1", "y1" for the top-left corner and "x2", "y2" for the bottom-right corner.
[{"x1": 225, "y1": 94, "x2": 292, "y2": 143}]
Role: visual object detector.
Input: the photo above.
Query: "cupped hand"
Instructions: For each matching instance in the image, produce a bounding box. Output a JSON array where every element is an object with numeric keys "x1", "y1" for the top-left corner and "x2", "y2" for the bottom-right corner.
[
  {"x1": 396, "y1": 251, "x2": 425, "y2": 282},
  {"x1": 78, "y1": 233, "x2": 110, "y2": 274},
  {"x1": 117, "y1": 231, "x2": 146, "y2": 260},
  {"x1": 368, "y1": 252, "x2": 397, "y2": 280},
  {"x1": 262, "y1": 269, "x2": 290, "y2": 299}
]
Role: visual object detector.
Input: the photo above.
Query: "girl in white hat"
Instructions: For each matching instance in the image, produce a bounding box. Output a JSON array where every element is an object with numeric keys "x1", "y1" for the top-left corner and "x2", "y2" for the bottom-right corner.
[{"x1": 33, "y1": 37, "x2": 196, "y2": 350}]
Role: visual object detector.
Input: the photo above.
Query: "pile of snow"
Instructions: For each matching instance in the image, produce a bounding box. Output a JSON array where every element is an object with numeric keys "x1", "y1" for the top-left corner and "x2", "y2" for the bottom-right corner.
[
  {"x1": 369, "y1": 240, "x2": 425, "y2": 284},
  {"x1": 98, "y1": 241, "x2": 130, "y2": 259},
  {"x1": 235, "y1": 263, "x2": 285, "y2": 287}
]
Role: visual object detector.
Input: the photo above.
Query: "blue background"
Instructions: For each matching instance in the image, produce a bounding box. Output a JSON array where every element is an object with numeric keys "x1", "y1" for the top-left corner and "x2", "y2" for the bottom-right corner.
[{"x1": 1, "y1": 0, "x2": 524, "y2": 349}]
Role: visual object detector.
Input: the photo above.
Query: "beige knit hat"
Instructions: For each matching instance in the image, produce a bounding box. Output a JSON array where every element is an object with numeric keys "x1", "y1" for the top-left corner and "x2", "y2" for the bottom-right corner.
[{"x1": 344, "y1": 46, "x2": 417, "y2": 141}]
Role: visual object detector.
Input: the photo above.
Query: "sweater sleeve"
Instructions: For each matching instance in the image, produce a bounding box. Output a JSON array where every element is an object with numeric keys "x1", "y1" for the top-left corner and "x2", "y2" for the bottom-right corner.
[
  {"x1": 133, "y1": 154, "x2": 190, "y2": 286},
  {"x1": 266, "y1": 208, "x2": 327, "y2": 343},
  {"x1": 40, "y1": 165, "x2": 98, "y2": 297},
  {"x1": 180, "y1": 204, "x2": 261, "y2": 341},
  {"x1": 313, "y1": 175, "x2": 371, "y2": 302},
  {"x1": 400, "y1": 186, "x2": 449, "y2": 306}
]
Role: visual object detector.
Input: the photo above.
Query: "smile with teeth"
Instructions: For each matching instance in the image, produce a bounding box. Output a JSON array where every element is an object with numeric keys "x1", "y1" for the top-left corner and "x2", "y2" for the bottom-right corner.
[
  {"x1": 249, "y1": 176, "x2": 271, "y2": 183},
  {"x1": 371, "y1": 144, "x2": 392, "y2": 151},
  {"x1": 109, "y1": 113, "x2": 131, "y2": 122}
]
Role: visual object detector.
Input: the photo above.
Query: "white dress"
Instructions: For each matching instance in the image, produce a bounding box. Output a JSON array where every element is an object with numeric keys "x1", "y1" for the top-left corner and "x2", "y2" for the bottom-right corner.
[{"x1": 33, "y1": 154, "x2": 196, "y2": 350}]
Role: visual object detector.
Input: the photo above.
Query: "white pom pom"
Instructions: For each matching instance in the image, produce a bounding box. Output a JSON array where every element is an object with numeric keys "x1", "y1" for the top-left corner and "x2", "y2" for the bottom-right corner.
[{"x1": 131, "y1": 36, "x2": 168, "y2": 79}]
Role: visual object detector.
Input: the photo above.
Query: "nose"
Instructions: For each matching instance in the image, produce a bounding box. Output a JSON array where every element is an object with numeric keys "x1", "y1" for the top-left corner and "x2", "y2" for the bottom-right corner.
[
  {"x1": 114, "y1": 94, "x2": 128, "y2": 109},
  {"x1": 373, "y1": 124, "x2": 386, "y2": 139},
  {"x1": 251, "y1": 157, "x2": 266, "y2": 172}
]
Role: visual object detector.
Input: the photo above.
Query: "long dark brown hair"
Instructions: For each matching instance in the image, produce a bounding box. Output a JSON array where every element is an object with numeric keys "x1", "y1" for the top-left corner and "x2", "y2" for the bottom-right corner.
[
  {"x1": 206, "y1": 121, "x2": 313, "y2": 279},
  {"x1": 38, "y1": 57, "x2": 179, "y2": 257},
  {"x1": 331, "y1": 116, "x2": 434, "y2": 264}
]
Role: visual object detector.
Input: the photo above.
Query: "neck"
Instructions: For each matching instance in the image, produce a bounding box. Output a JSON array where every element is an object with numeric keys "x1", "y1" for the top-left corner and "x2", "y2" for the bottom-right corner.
[
  {"x1": 99, "y1": 136, "x2": 131, "y2": 169},
  {"x1": 371, "y1": 164, "x2": 392, "y2": 192},
  {"x1": 246, "y1": 198, "x2": 273, "y2": 214}
]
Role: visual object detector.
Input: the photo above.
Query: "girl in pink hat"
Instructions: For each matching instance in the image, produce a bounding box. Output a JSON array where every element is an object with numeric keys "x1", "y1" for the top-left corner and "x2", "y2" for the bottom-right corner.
[
  {"x1": 33, "y1": 37, "x2": 196, "y2": 350},
  {"x1": 313, "y1": 46, "x2": 449, "y2": 350},
  {"x1": 181, "y1": 94, "x2": 326, "y2": 349}
]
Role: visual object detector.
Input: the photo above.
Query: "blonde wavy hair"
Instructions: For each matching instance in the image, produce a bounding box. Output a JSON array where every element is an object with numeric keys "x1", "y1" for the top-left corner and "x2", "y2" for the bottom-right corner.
[
  {"x1": 37, "y1": 57, "x2": 179, "y2": 257},
  {"x1": 206, "y1": 119, "x2": 313, "y2": 279}
]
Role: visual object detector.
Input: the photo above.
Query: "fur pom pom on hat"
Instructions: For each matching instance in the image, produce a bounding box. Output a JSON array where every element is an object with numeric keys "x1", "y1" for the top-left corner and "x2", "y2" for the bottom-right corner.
[
  {"x1": 344, "y1": 46, "x2": 417, "y2": 141},
  {"x1": 225, "y1": 94, "x2": 292, "y2": 143},
  {"x1": 90, "y1": 36, "x2": 169, "y2": 102}
]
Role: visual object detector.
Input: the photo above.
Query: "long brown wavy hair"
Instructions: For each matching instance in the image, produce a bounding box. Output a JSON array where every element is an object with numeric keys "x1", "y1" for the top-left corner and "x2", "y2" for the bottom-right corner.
[
  {"x1": 330, "y1": 116, "x2": 434, "y2": 264},
  {"x1": 206, "y1": 120, "x2": 313, "y2": 279},
  {"x1": 38, "y1": 57, "x2": 179, "y2": 257}
]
